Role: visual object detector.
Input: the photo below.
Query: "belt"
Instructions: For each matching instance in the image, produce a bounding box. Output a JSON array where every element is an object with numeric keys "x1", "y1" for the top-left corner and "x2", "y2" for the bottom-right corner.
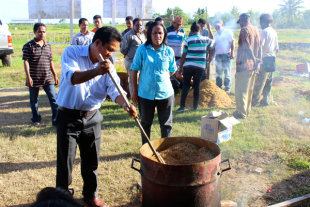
[{"x1": 59, "y1": 107, "x2": 97, "y2": 117}]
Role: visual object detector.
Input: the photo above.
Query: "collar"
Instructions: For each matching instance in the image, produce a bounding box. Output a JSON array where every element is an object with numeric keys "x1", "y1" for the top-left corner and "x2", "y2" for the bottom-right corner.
[
  {"x1": 79, "y1": 31, "x2": 90, "y2": 36},
  {"x1": 146, "y1": 43, "x2": 165, "y2": 51},
  {"x1": 32, "y1": 38, "x2": 47, "y2": 46},
  {"x1": 191, "y1": 33, "x2": 200, "y2": 37},
  {"x1": 80, "y1": 45, "x2": 90, "y2": 57}
]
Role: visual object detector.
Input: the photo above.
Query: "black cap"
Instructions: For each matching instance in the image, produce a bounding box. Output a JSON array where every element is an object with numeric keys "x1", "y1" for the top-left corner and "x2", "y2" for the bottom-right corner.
[{"x1": 237, "y1": 13, "x2": 250, "y2": 24}]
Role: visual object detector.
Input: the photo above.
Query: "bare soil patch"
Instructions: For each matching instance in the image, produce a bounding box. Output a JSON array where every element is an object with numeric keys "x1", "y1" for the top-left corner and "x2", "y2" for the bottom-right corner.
[{"x1": 176, "y1": 79, "x2": 233, "y2": 108}]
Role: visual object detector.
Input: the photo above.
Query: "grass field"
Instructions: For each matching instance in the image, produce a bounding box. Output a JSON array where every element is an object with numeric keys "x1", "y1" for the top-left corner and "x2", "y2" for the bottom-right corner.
[{"x1": 0, "y1": 24, "x2": 310, "y2": 207}]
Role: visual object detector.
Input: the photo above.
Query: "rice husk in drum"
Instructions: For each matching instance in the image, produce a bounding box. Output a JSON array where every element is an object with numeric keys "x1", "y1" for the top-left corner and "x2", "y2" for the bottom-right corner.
[{"x1": 150, "y1": 142, "x2": 215, "y2": 165}]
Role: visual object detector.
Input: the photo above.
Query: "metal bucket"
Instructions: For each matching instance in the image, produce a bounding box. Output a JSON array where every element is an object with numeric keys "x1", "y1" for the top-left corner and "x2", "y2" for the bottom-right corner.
[{"x1": 131, "y1": 137, "x2": 230, "y2": 207}]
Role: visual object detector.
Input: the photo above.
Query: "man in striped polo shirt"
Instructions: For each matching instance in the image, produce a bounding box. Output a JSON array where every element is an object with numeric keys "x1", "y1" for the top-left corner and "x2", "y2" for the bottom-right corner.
[
  {"x1": 22, "y1": 23, "x2": 59, "y2": 126},
  {"x1": 167, "y1": 16, "x2": 186, "y2": 62},
  {"x1": 176, "y1": 22, "x2": 215, "y2": 112},
  {"x1": 167, "y1": 16, "x2": 186, "y2": 94}
]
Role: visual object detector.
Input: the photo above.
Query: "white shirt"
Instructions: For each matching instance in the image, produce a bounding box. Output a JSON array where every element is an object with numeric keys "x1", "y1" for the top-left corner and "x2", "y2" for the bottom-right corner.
[
  {"x1": 56, "y1": 45, "x2": 124, "y2": 111},
  {"x1": 261, "y1": 26, "x2": 279, "y2": 58},
  {"x1": 214, "y1": 28, "x2": 234, "y2": 55},
  {"x1": 71, "y1": 31, "x2": 94, "y2": 46}
]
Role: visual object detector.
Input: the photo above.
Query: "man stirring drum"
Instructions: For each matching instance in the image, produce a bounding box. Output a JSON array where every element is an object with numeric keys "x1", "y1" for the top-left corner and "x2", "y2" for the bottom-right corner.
[{"x1": 56, "y1": 27, "x2": 138, "y2": 207}]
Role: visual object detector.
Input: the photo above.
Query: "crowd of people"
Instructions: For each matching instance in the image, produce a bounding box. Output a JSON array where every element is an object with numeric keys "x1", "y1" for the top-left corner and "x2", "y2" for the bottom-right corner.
[{"x1": 22, "y1": 12, "x2": 278, "y2": 207}]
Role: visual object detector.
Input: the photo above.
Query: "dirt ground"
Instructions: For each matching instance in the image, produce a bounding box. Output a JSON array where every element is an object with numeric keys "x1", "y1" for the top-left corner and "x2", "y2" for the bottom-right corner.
[{"x1": 0, "y1": 77, "x2": 310, "y2": 207}]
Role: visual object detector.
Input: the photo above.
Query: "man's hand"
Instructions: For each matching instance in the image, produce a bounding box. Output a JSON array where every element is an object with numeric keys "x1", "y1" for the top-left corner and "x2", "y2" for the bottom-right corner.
[
  {"x1": 230, "y1": 53, "x2": 234, "y2": 59},
  {"x1": 96, "y1": 57, "x2": 111, "y2": 75},
  {"x1": 26, "y1": 77, "x2": 33, "y2": 87},
  {"x1": 123, "y1": 103, "x2": 138, "y2": 119},
  {"x1": 254, "y1": 58, "x2": 262, "y2": 73},
  {"x1": 207, "y1": 23, "x2": 212, "y2": 31},
  {"x1": 54, "y1": 76, "x2": 59, "y2": 86},
  {"x1": 175, "y1": 73, "x2": 183, "y2": 80}
]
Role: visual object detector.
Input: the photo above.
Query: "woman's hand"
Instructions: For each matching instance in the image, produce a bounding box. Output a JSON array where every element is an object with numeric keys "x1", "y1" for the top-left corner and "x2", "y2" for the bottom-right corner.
[{"x1": 132, "y1": 90, "x2": 138, "y2": 105}]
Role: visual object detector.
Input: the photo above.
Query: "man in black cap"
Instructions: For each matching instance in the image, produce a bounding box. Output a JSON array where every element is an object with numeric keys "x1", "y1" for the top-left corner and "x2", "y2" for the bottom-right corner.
[{"x1": 234, "y1": 13, "x2": 262, "y2": 119}]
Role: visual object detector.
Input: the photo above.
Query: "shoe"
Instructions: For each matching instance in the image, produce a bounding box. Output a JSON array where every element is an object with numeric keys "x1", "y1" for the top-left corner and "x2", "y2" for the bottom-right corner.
[
  {"x1": 33, "y1": 122, "x2": 40, "y2": 127},
  {"x1": 259, "y1": 102, "x2": 269, "y2": 107},
  {"x1": 175, "y1": 107, "x2": 185, "y2": 113},
  {"x1": 68, "y1": 188, "x2": 74, "y2": 196},
  {"x1": 233, "y1": 111, "x2": 245, "y2": 119},
  {"x1": 83, "y1": 197, "x2": 107, "y2": 207}
]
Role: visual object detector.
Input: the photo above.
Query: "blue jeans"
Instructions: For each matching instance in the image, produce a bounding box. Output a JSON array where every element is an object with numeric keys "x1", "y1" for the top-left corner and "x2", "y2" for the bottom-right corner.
[
  {"x1": 215, "y1": 54, "x2": 232, "y2": 91},
  {"x1": 180, "y1": 67, "x2": 204, "y2": 109},
  {"x1": 29, "y1": 84, "x2": 58, "y2": 124}
]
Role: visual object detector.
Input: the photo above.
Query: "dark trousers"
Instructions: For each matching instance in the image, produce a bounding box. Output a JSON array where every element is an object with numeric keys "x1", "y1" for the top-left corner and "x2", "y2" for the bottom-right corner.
[
  {"x1": 56, "y1": 109, "x2": 103, "y2": 198},
  {"x1": 138, "y1": 95, "x2": 174, "y2": 145},
  {"x1": 29, "y1": 84, "x2": 58, "y2": 124},
  {"x1": 180, "y1": 67, "x2": 204, "y2": 109}
]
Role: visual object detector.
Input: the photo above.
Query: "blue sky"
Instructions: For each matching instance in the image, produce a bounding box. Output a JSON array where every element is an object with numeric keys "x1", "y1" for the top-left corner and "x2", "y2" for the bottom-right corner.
[{"x1": 1, "y1": 0, "x2": 310, "y2": 24}]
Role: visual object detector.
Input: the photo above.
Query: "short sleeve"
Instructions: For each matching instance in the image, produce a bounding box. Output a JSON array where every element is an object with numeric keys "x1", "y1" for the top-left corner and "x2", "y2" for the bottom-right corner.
[
  {"x1": 229, "y1": 30, "x2": 235, "y2": 41},
  {"x1": 22, "y1": 43, "x2": 31, "y2": 61},
  {"x1": 120, "y1": 32, "x2": 129, "y2": 55},
  {"x1": 183, "y1": 39, "x2": 188, "y2": 53},
  {"x1": 261, "y1": 30, "x2": 267, "y2": 46},
  {"x1": 168, "y1": 48, "x2": 177, "y2": 73},
  {"x1": 49, "y1": 44, "x2": 53, "y2": 61},
  {"x1": 130, "y1": 45, "x2": 143, "y2": 71},
  {"x1": 207, "y1": 38, "x2": 215, "y2": 50},
  {"x1": 71, "y1": 34, "x2": 78, "y2": 45}
]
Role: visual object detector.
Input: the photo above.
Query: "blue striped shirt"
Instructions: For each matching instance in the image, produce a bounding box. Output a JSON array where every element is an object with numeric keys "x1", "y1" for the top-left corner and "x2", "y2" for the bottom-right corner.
[
  {"x1": 167, "y1": 26, "x2": 186, "y2": 58},
  {"x1": 183, "y1": 34, "x2": 214, "y2": 70},
  {"x1": 56, "y1": 45, "x2": 123, "y2": 111}
]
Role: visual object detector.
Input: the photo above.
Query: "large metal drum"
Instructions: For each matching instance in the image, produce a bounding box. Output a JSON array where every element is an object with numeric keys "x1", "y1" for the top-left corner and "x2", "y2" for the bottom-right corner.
[{"x1": 131, "y1": 137, "x2": 230, "y2": 207}]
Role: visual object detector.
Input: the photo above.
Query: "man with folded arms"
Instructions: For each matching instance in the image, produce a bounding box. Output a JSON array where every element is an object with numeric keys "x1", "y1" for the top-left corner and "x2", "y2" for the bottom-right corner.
[{"x1": 234, "y1": 13, "x2": 262, "y2": 119}]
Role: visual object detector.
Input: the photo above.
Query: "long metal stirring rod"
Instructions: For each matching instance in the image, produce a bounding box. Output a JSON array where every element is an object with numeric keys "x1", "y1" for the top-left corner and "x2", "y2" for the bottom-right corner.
[{"x1": 98, "y1": 54, "x2": 166, "y2": 164}]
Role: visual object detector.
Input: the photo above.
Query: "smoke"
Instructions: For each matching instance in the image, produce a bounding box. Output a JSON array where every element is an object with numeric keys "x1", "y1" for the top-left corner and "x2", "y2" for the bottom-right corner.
[
  {"x1": 223, "y1": 18, "x2": 239, "y2": 29},
  {"x1": 210, "y1": 12, "x2": 239, "y2": 29},
  {"x1": 209, "y1": 10, "x2": 261, "y2": 30}
]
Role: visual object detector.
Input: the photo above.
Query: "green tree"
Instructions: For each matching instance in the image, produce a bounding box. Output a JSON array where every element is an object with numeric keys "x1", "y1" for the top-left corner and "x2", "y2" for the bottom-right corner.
[
  {"x1": 301, "y1": 9, "x2": 310, "y2": 28},
  {"x1": 152, "y1": 12, "x2": 161, "y2": 19},
  {"x1": 163, "y1": 7, "x2": 190, "y2": 25},
  {"x1": 247, "y1": 9, "x2": 261, "y2": 27},
  {"x1": 279, "y1": 0, "x2": 304, "y2": 27},
  {"x1": 272, "y1": 9, "x2": 285, "y2": 28},
  {"x1": 193, "y1": 8, "x2": 208, "y2": 22},
  {"x1": 231, "y1": 6, "x2": 240, "y2": 20}
]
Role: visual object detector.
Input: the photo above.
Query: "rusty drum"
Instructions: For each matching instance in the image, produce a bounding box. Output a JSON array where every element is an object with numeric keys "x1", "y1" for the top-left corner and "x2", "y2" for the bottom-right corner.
[{"x1": 131, "y1": 137, "x2": 231, "y2": 207}]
